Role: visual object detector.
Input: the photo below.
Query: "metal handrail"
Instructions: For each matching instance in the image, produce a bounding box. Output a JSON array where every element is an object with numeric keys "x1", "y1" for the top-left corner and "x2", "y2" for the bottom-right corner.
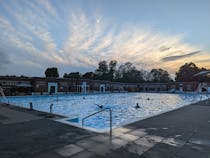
[
  {"x1": 82, "y1": 108, "x2": 112, "y2": 137},
  {"x1": 0, "y1": 86, "x2": 7, "y2": 100}
]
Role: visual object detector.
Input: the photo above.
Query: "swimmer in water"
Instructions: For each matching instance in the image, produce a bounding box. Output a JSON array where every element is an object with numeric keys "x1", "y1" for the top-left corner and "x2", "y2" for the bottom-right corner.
[
  {"x1": 95, "y1": 104, "x2": 103, "y2": 109},
  {"x1": 135, "y1": 103, "x2": 140, "y2": 109}
]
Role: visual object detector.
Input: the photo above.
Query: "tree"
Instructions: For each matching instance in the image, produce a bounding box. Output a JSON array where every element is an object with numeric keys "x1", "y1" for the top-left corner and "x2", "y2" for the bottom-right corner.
[
  {"x1": 108, "y1": 60, "x2": 117, "y2": 81},
  {"x1": 95, "y1": 61, "x2": 109, "y2": 80},
  {"x1": 82, "y1": 72, "x2": 95, "y2": 79},
  {"x1": 149, "y1": 69, "x2": 172, "y2": 83},
  {"x1": 142, "y1": 70, "x2": 150, "y2": 82},
  {"x1": 115, "y1": 62, "x2": 144, "y2": 83},
  {"x1": 45, "y1": 67, "x2": 59, "y2": 78},
  {"x1": 176, "y1": 62, "x2": 210, "y2": 82},
  {"x1": 63, "y1": 72, "x2": 81, "y2": 79},
  {"x1": 63, "y1": 73, "x2": 68, "y2": 78},
  {"x1": 175, "y1": 62, "x2": 199, "y2": 82}
]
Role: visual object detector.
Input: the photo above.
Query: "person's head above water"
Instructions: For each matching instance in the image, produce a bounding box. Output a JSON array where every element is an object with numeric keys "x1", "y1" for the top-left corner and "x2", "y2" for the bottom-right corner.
[{"x1": 135, "y1": 103, "x2": 140, "y2": 109}]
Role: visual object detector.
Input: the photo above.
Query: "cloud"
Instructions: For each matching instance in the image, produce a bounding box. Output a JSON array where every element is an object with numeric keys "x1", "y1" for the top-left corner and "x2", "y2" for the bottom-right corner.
[
  {"x1": 0, "y1": 2, "x2": 64, "y2": 63},
  {"x1": 63, "y1": 13, "x2": 207, "y2": 73},
  {"x1": 35, "y1": 0, "x2": 58, "y2": 18},
  {"x1": 159, "y1": 46, "x2": 171, "y2": 52},
  {"x1": 161, "y1": 51, "x2": 201, "y2": 62},
  {"x1": 195, "y1": 58, "x2": 210, "y2": 63},
  {"x1": 1, "y1": 1, "x2": 210, "y2": 76},
  {"x1": 0, "y1": 50, "x2": 10, "y2": 68}
]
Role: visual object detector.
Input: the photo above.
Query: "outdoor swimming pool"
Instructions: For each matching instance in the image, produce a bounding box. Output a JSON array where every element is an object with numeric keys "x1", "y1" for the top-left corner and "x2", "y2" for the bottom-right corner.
[{"x1": 0, "y1": 93, "x2": 208, "y2": 132}]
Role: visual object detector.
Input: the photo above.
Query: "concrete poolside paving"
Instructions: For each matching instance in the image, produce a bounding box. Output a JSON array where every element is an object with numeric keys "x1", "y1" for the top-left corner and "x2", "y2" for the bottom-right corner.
[{"x1": 0, "y1": 101, "x2": 210, "y2": 158}]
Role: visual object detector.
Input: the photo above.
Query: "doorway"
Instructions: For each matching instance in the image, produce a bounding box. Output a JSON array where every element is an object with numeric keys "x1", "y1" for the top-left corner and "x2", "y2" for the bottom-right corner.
[
  {"x1": 99, "y1": 84, "x2": 105, "y2": 92},
  {"x1": 48, "y1": 82, "x2": 58, "y2": 94}
]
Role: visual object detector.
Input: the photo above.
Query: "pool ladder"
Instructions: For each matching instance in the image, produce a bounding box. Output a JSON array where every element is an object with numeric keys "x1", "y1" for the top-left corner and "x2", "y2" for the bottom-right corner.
[
  {"x1": 0, "y1": 86, "x2": 6, "y2": 99},
  {"x1": 82, "y1": 108, "x2": 112, "y2": 137}
]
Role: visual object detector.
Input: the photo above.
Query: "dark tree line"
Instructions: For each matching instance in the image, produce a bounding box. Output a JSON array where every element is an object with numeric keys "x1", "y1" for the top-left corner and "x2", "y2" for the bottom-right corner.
[
  {"x1": 44, "y1": 61, "x2": 210, "y2": 83},
  {"x1": 62, "y1": 60, "x2": 172, "y2": 83}
]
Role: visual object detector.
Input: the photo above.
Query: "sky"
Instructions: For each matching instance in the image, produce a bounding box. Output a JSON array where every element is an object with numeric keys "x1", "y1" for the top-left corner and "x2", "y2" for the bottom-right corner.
[{"x1": 0, "y1": 0, "x2": 210, "y2": 77}]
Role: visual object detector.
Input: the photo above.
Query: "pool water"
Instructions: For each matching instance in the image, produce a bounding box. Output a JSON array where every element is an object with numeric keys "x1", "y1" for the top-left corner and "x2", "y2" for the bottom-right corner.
[
  {"x1": 68, "y1": 118, "x2": 79, "y2": 123},
  {"x1": 0, "y1": 93, "x2": 207, "y2": 132}
]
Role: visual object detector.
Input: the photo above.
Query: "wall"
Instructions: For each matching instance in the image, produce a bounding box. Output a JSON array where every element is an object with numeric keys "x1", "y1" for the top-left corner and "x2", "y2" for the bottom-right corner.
[{"x1": 0, "y1": 76, "x2": 204, "y2": 96}]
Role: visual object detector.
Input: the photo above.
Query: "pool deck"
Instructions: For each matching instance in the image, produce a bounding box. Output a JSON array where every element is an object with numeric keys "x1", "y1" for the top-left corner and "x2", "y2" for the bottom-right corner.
[{"x1": 1, "y1": 101, "x2": 210, "y2": 158}]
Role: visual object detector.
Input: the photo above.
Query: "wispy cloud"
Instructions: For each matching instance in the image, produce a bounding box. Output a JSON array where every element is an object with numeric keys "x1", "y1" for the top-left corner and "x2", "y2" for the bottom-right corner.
[
  {"x1": 36, "y1": 0, "x2": 58, "y2": 18},
  {"x1": 161, "y1": 51, "x2": 201, "y2": 62},
  {"x1": 159, "y1": 46, "x2": 171, "y2": 52},
  {"x1": 0, "y1": 1, "x2": 210, "y2": 76},
  {"x1": 0, "y1": 50, "x2": 10, "y2": 68},
  {"x1": 63, "y1": 13, "x2": 210, "y2": 73}
]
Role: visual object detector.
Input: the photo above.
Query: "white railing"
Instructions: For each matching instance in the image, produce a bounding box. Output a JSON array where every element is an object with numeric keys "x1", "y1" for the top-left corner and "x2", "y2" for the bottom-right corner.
[
  {"x1": 82, "y1": 108, "x2": 112, "y2": 137},
  {"x1": 0, "y1": 86, "x2": 7, "y2": 103},
  {"x1": 0, "y1": 86, "x2": 6, "y2": 99}
]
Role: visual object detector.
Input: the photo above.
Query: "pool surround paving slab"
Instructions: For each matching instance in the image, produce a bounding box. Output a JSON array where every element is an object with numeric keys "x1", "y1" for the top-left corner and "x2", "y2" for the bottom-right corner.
[{"x1": 0, "y1": 100, "x2": 210, "y2": 158}]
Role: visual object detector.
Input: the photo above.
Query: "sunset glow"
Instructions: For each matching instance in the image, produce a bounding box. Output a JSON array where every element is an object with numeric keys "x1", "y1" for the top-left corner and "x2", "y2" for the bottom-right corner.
[{"x1": 0, "y1": 0, "x2": 210, "y2": 76}]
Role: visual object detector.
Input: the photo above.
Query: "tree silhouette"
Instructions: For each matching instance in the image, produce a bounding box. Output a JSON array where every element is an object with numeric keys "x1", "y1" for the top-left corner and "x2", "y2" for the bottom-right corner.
[
  {"x1": 82, "y1": 72, "x2": 95, "y2": 79},
  {"x1": 175, "y1": 62, "x2": 210, "y2": 82},
  {"x1": 95, "y1": 60, "x2": 109, "y2": 80},
  {"x1": 63, "y1": 72, "x2": 81, "y2": 79},
  {"x1": 175, "y1": 62, "x2": 200, "y2": 82},
  {"x1": 62, "y1": 60, "x2": 172, "y2": 83},
  {"x1": 149, "y1": 69, "x2": 172, "y2": 83},
  {"x1": 108, "y1": 60, "x2": 117, "y2": 81},
  {"x1": 45, "y1": 67, "x2": 59, "y2": 78}
]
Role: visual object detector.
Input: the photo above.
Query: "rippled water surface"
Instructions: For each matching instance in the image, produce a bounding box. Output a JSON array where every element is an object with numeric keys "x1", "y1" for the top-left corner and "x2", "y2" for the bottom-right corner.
[{"x1": 0, "y1": 93, "x2": 207, "y2": 130}]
